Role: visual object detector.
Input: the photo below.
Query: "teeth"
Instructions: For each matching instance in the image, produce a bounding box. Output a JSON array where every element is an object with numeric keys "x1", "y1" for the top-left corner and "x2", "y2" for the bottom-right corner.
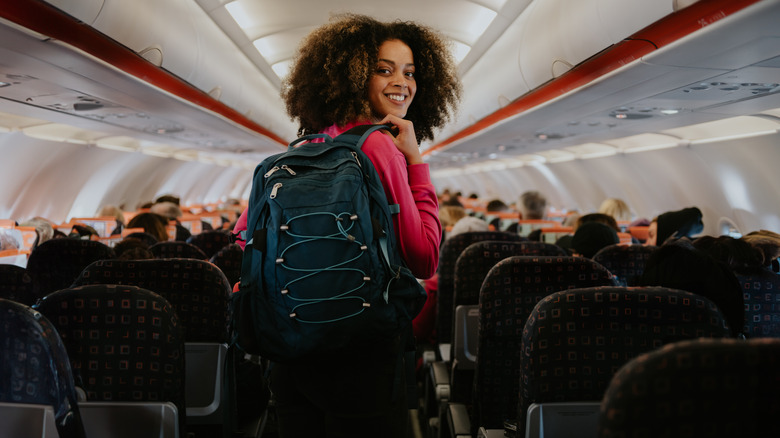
[{"x1": 387, "y1": 94, "x2": 404, "y2": 102}]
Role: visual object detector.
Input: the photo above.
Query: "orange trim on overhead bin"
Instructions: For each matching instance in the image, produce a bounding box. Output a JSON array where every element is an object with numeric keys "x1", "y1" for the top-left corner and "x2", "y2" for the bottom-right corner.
[
  {"x1": 0, "y1": 0, "x2": 288, "y2": 146},
  {"x1": 425, "y1": 0, "x2": 763, "y2": 156}
]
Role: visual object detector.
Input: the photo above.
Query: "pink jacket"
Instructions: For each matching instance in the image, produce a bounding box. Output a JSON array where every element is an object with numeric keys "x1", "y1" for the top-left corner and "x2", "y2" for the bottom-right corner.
[{"x1": 234, "y1": 121, "x2": 441, "y2": 279}]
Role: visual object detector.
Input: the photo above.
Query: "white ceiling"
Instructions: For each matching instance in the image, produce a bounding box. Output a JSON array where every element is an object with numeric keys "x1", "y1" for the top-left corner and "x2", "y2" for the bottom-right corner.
[{"x1": 1, "y1": 0, "x2": 779, "y2": 172}]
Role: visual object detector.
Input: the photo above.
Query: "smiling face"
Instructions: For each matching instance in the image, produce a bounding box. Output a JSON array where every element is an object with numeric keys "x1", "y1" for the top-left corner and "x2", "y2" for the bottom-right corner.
[{"x1": 368, "y1": 39, "x2": 416, "y2": 122}]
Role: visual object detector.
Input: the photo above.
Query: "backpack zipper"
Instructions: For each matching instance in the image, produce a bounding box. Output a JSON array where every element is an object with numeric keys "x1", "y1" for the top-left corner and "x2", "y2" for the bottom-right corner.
[
  {"x1": 281, "y1": 165, "x2": 296, "y2": 175},
  {"x1": 351, "y1": 152, "x2": 361, "y2": 168},
  {"x1": 264, "y1": 166, "x2": 279, "y2": 177},
  {"x1": 270, "y1": 182, "x2": 283, "y2": 199}
]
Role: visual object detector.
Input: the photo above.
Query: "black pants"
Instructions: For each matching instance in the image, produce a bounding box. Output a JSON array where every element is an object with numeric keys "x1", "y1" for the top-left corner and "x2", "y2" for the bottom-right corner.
[{"x1": 269, "y1": 339, "x2": 409, "y2": 438}]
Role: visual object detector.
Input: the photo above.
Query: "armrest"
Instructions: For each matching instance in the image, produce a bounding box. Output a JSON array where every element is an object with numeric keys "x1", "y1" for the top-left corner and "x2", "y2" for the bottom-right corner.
[
  {"x1": 477, "y1": 428, "x2": 506, "y2": 438},
  {"x1": 429, "y1": 360, "x2": 451, "y2": 402},
  {"x1": 446, "y1": 402, "x2": 472, "y2": 438}
]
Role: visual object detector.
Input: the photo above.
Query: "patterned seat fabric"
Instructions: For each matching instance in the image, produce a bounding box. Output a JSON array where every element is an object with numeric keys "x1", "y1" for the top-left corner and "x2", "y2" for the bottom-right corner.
[
  {"x1": 737, "y1": 269, "x2": 780, "y2": 337},
  {"x1": 0, "y1": 264, "x2": 39, "y2": 305},
  {"x1": 592, "y1": 244, "x2": 658, "y2": 286},
  {"x1": 186, "y1": 231, "x2": 232, "y2": 259},
  {"x1": 150, "y1": 241, "x2": 208, "y2": 260},
  {"x1": 0, "y1": 298, "x2": 86, "y2": 438},
  {"x1": 25, "y1": 238, "x2": 115, "y2": 298},
  {"x1": 474, "y1": 256, "x2": 617, "y2": 431},
  {"x1": 598, "y1": 338, "x2": 780, "y2": 438},
  {"x1": 437, "y1": 231, "x2": 522, "y2": 345},
  {"x1": 520, "y1": 286, "x2": 731, "y2": 435},
  {"x1": 35, "y1": 285, "x2": 186, "y2": 431},
  {"x1": 449, "y1": 241, "x2": 566, "y2": 401},
  {"x1": 72, "y1": 258, "x2": 232, "y2": 343},
  {"x1": 210, "y1": 243, "x2": 243, "y2": 287}
]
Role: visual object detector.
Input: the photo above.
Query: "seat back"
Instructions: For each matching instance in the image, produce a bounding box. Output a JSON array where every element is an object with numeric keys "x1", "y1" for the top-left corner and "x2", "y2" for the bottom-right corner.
[
  {"x1": 0, "y1": 298, "x2": 86, "y2": 438},
  {"x1": 450, "y1": 241, "x2": 566, "y2": 402},
  {"x1": 437, "y1": 231, "x2": 522, "y2": 345},
  {"x1": 737, "y1": 270, "x2": 780, "y2": 337},
  {"x1": 186, "y1": 231, "x2": 232, "y2": 259},
  {"x1": 34, "y1": 284, "x2": 186, "y2": 428},
  {"x1": 25, "y1": 238, "x2": 115, "y2": 298},
  {"x1": 598, "y1": 338, "x2": 780, "y2": 438},
  {"x1": 209, "y1": 243, "x2": 243, "y2": 287},
  {"x1": 521, "y1": 286, "x2": 731, "y2": 435},
  {"x1": 0, "y1": 402, "x2": 59, "y2": 438},
  {"x1": 72, "y1": 258, "x2": 232, "y2": 342},
  {"x1": 474, "y1": 256, "x2": 617, "y2": 431},
  {"x1": 0, "y1": 264, "x2": 39, "y2": 305},
  {"x1": 149, "y1": 241, "x2": 208, "y2": 260},
  {"x1": 592, "y1": 244, "x2": 657, "y2": 286}
]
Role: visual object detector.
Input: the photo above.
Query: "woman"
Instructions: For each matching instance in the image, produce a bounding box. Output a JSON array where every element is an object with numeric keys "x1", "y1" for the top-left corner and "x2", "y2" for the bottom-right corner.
[{"x1": 266, "y1": 13, "x2": 461, "y2": 437}]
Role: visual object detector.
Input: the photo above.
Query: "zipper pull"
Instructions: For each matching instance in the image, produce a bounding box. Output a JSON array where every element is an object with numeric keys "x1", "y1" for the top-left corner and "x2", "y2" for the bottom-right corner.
[
  {"x1": 264, "y1": 166, "x2": 280, "y2": 178},
  {"x1": 270, "y1": 183, "x2": 283, "y2": 199},
  {"x1": 281, "y1": 165, "x2": 296, "y2": 175},
  {"x1": 351, "y1": 151, "x2": 362, "y2": 168}
]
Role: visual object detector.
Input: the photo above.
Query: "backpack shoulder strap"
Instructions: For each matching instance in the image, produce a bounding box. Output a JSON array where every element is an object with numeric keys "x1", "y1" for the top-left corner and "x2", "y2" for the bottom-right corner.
[{"x1": 335, "y1": 124, "x2": 392, "y2": 149}]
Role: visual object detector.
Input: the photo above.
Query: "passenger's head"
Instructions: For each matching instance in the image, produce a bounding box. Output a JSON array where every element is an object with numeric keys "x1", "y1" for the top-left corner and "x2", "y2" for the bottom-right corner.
[
  {"x1": 0, "y1": 228, "x2": 22, "y2": 251},
  {"x1": 485, "y1": 199, "x2": 509, "y2": 213},
  {"x1": 519, "y1": 190, "x2": 547, "y2": 220},
  {"x1": 127, "y1": 212, "x2": 169, "y2": 243},
  {"x1": 150, "y1": 202, "x2": 183, "y2": 221},
  {"x1": 570, "y1": 222, "x2": 619, "y2": 258},
  {"x1": 646, "y1": 207, "x2": 703, "y2": 246},
  {"x1": 438, "y1": 205, "x2": 467, "y2": 229},
  {"x1": 69, "y1": 224, "x2": 99, "y2": 239},
  {"x1": 113, "y1": 238, "x2": 154, "y2": 261},
  {"x1": 693, "y1": 235, "x2": 764, "y2": 275},
  {"x1": 741, "y1": 230, "x2": 780, "y2": 270},
  {"x1": 18, "y1": 217, "x2": 54, "y2": 248},
  {"x1": 448, "y1": 216, "x2": 489, "y2": 240},
  {"x1": 98, "y1": 204, "x2": 126, "y2": 226},
  {"x1": 598, "y1": 198, "x2": 632, "y2": 222},
  {"x1": 639, "y1": 239, "x2": 744, "y2": 337},
  {"x1": 577, "y1": 213, "x2": 620, "y2": 232},
  {"x1": 281, "y1": 14, "x2": 461, "y2": 143},
  {"x1": 155, "y1": 194, "x2": 180, "y2": 206}
]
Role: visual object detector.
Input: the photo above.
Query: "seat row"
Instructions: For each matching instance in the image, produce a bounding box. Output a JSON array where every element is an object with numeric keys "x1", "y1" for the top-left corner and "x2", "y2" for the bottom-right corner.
[{"x1": 422, "y1": 230, "x2": 780, "y2": 438}]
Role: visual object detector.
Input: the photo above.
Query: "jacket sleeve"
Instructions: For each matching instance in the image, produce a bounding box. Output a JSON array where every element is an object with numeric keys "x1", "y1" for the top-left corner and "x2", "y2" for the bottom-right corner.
[{"x1": 365, "y1": 134, "x2": 442, "y2": 279}]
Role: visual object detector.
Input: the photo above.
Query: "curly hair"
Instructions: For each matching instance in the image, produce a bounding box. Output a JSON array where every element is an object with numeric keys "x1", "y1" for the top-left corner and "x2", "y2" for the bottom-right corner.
[{"x1": 281, "y1": 14, "x2": 461, "y2": 143}]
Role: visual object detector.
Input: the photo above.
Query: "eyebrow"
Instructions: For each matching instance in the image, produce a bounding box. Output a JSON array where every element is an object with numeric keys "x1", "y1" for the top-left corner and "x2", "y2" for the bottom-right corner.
[{"x1": 378, "y1": 58, "x2": 415, "y2": 68}]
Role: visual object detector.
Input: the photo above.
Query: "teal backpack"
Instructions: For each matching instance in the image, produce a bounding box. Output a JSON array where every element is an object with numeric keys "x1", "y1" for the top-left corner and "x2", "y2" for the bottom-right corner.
[{"x1": 232, "y1": 124, "x2": 426, "y2": 364}]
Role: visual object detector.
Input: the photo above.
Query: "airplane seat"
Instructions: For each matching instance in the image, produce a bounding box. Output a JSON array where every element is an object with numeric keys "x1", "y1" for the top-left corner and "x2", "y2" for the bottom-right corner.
[
  {"x1": 598, "y1": 338, "x2": 780, "y2": 438},
  {"x1": 448, "y1": 241, "x2": 568, "y2": 403},
  {"x1": 186, "y1": 230, "x2": 232, "y2": 259},
  {"x1": 34, "y1": 284, "x2": 186, "y2": 434},
  {"x1": 209, "y1": 243, "x2": 243, "y2": 287},
  {"x1": 150, "y1": 240, "x2": 208, "y2": 260},
  {"x1": 69, "y1": 258, "x2": 242, "y2": 434},
  {"x1": 737, "y1": 270, "x2": 780, "y2": 338},
  {"x1": 437, "y1": 232, "x2": 523, "y2": 356},
  {"x1": 0, "y1": 298, "x2": 87, "y2": 438},
  {"x1": 25, "y1": 238, "x2": 115, "y2": 299},
  {"x1": 71, "y1": 258, "x2": 232, "y2": 343},
  {"x1": 463, "y1": 256, "x2": 618, "y2": 436},
  {"x1": 0, "y1": 263, "x2": 39, "y2": 305},
  {"x1": 592, "y1": 244, "x2": 658, "y2": 287},
  {"x1": 518, "y1": 286, "x2": 732, "y2": 437}
]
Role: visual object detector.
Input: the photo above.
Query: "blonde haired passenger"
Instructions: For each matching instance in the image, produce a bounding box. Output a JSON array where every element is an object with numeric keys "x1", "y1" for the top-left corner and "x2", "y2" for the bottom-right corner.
[{"x1": 598, "y1": 198, "x2": 633, "y2": 222}]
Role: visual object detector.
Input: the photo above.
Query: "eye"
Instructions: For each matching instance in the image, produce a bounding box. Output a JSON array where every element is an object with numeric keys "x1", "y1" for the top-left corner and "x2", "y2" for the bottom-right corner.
[
  {"x1": 376, "y1": 67, "x2": 391, "y2": 75},
  {"x1": 404, "y1": 70, "x2": 415, "y2": 78}
]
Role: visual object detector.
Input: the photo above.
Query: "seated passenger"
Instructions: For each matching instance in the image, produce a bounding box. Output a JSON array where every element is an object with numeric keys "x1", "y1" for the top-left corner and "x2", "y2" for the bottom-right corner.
[
  {"x1": 645, "y1": 206, "x2": 704, "y2": 246},
  {"x1": 638, "y1": 239, "x2": 744, "y2": 337},
  {"x1": 741, "y1": 230, "x2": 780, "y2": 273},
  {"x1": 693, "y1": 235, "x2": 765, "y2": 275},
  {"x1": 570, "y1": 221, "x2": 620, "y2": 258},
  {"x1": 598, "y1": 197, "x2": 633, "y2": 223},
  {"x1": 127, "y1": 212, "x2": 169, "y2": 243}
]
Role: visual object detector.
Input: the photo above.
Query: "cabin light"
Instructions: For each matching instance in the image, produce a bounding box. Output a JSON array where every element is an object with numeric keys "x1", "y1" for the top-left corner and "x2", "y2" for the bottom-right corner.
[
  {"x1": 225, "y1": 1, "x2": 253, "y2": 29},
  {"x1": 613, "y1": 113, "x2": 628, "y2": 119},
  {"x1": 660, "y1": 109, "x2": 680, "y2": 115},
  {"x1": 689, "y1": 129, "x2": 778, "y2": 145},
  {"x1": 0, "y1": 81, "x2": 10, "y2": 88}
]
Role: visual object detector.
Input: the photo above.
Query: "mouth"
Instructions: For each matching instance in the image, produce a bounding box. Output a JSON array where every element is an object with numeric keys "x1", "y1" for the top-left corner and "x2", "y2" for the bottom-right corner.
[{"x1": 385, "y1": 93, "x2": 407, "y2": 103}]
